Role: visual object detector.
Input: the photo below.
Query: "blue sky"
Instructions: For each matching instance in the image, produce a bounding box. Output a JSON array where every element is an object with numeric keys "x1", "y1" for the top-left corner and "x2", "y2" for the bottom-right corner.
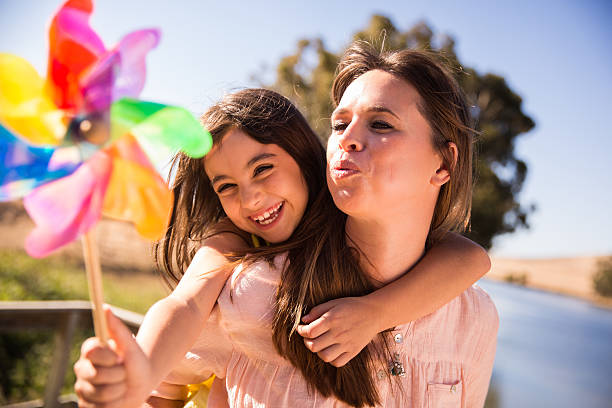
[{"x1": 1, "y1": 0, "x2": 611, "y2": 258}]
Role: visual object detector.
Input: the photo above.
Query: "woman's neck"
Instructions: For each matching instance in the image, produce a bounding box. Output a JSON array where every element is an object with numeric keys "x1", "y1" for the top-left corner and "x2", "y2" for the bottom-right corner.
[{"x1": 345, "y1": 211, "x2": 432, "y2": 285}]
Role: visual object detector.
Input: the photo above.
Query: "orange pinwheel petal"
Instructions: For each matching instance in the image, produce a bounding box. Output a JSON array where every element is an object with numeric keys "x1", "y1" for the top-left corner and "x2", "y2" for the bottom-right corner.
[{"x1": 102, "y1": 136, "x2": 172, "y2": 240}]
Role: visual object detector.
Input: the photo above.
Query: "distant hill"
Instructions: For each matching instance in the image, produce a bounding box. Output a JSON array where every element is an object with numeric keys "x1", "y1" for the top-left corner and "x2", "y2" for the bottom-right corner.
[{"x1": 488, "y1": 256, "x2": 612, "y2": 307}]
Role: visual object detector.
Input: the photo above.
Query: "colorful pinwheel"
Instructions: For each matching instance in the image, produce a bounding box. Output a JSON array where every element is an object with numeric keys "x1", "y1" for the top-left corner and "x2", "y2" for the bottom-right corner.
[{"x1": 0, "y1": 0, "x2": 212, "y2": 341}]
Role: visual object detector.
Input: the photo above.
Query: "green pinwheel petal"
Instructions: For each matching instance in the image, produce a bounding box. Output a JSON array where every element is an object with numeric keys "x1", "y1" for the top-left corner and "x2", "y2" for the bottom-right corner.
[{"x1": 110, "y1": 98, "x2": 212, "y2": 167}]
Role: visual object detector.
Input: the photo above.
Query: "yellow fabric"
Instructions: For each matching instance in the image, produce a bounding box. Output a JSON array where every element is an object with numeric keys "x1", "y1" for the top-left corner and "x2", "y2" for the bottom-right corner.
[
  {"x1": 250, "y1": 234, "x2": 269, "y2": 248},
  {"x1": 183, "y1": 376, "x2": 215, "y2": 408}
]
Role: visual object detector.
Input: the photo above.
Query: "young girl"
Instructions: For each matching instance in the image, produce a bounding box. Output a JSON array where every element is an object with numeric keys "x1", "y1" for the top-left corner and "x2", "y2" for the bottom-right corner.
[{"x1": 74, "y1": 88, "x2": 490, "y2": 407}]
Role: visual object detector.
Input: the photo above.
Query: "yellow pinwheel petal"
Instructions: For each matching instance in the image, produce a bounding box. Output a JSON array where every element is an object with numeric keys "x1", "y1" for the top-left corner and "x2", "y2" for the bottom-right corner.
[{"x1": 0, "y1": 53, "x2": 66, "y2": 145}]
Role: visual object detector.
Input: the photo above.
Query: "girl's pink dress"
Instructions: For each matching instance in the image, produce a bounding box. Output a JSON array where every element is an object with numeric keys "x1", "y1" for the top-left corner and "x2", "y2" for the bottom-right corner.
[{"x1": 152, "y1": 255, "x2": 499, "y2": 407}]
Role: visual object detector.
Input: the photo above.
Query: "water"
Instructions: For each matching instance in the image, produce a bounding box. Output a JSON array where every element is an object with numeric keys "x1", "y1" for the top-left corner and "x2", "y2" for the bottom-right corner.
[{"x1": 478, "y1": 279, "x2": 612, "y2": 408}]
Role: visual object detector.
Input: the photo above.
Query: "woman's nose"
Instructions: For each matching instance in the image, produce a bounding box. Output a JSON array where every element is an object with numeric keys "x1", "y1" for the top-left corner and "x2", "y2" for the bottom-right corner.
[{"x1": 337, "y1": 122, "x2": 364, "y2": 152}]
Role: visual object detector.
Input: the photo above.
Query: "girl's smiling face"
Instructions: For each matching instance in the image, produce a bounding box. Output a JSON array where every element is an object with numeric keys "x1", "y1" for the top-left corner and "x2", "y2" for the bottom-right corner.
[{"x1": 204, "y1": 128, "x2": 309, "y2": 244}]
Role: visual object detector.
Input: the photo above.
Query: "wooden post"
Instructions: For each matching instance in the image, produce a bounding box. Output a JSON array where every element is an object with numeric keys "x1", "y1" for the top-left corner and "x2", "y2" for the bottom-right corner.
[
  {"x1": 81, "y1": 230, "x2": 109, "y2": 343},
  {"x1": 43, "y1": 311, "x2": 79, "y2": 408}
]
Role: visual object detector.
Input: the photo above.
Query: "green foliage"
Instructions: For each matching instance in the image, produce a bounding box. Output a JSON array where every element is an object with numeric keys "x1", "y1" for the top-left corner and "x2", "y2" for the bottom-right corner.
[
  {"x1": 270, "y1": 16, "x2": 536, "y2": 249},
  {"x1": 593, "y1": 256, "x2": 612, "y2": 298},
  {"x1": 0, "y1": 249, "x2": 165, "y2": 404}
]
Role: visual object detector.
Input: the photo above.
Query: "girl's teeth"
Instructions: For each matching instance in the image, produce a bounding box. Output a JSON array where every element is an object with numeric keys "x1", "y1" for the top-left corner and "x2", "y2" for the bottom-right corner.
[{"x1": 252, "y1": 202, "x2": 283, "y2": 224}]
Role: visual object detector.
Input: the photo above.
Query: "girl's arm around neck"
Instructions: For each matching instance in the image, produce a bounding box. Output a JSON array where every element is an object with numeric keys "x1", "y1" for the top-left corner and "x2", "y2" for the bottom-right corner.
[
  {"x1": 297, "y1": 232, "x2": 490, "y2": 367},
  {"x1": 364, "y1": 232, "x2": 490, "y2": 330}
]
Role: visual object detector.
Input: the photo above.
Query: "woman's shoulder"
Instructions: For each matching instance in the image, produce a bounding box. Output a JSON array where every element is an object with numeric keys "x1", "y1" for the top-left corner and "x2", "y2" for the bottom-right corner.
[{"x1": 462, "y1": 285, "x2": 499, "y2": 330}]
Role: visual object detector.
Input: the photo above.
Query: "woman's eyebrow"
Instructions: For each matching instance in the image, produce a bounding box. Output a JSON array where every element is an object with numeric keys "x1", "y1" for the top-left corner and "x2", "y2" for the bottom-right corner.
[{"x1": 367, "y1": 105, "x2": 400, "y2": 119}]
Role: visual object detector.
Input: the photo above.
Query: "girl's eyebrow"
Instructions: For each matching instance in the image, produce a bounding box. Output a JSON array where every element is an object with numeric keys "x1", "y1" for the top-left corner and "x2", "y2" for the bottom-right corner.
[
  {"x1": 210, "y1": 153, "x2": 277, "y2": 185},
  {"x1": 247, "y1": 152, "x2": 276, "y2": 167}
]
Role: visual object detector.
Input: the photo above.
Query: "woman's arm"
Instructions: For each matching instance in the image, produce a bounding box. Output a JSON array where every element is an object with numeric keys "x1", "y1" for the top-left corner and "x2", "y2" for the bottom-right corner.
[
  {"x1": 297, "y1": 233, "x2": 490, "y2": 367},
  {"x1": 74, "y1": 232, "x2": 246, "y2": 408}
]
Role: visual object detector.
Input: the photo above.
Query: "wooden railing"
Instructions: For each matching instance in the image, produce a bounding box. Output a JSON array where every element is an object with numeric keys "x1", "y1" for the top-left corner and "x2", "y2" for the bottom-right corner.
[{"x1": 0, "y1": 301, "x2": 143, "y2": 408}]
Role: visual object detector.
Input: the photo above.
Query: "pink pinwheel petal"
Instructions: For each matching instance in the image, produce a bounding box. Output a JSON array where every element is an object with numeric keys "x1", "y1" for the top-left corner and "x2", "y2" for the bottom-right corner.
[
  {"x1": 23, "y1": 151, "x2": 112, "y2": 257},
  {"x1": 110, "y1": 29, "x2": 160, "y2": 100},
  {"x1": 47, "y1": 0, "x2": 106, "y2": 110},
  {"x1": 80, "y1": 29, "x2": 160, "y2": 112}
]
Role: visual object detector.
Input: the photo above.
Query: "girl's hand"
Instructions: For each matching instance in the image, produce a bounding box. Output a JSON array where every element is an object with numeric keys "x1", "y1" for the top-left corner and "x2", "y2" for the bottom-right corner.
[
  {"x1": 296, "y1": 296, "x2": 383, "y2": 367},
  {"x1": 74, "y1": 306, "x2": 153, "y2": 408}
]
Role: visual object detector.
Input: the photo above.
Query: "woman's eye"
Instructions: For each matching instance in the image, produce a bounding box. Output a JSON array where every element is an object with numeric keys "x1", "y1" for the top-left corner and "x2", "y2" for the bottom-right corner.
[
  {"x1": 254, "y1": 164, "x2": 273, "y2": 176},
  {"x1": 216, "y1": 183, "x2": 235, "y2": 194},
  {"x1": 371, "y1": 120, "x2": 392, "y2": 130},
  {"x1": 331, "y1": 121, "x2": 348, "y2": 132}
]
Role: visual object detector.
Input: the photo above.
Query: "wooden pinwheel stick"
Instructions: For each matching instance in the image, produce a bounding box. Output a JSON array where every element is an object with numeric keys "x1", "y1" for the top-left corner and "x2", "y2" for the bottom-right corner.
[{"x1": 82, "y1": 229, "x2": 109, "y2": 344}]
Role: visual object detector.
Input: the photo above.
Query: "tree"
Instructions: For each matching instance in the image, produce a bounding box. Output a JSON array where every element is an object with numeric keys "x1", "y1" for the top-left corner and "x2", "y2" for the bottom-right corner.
[
  {"x1": 270, "y1": 16, "x2": 535, "y2": 249},
  {"x1": 593, "y1": 256, "x2": 612, "y2": 298}
]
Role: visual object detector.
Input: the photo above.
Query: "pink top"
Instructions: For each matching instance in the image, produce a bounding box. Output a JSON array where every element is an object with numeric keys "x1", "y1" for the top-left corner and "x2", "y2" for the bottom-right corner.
[{"x1": 152, "y1": 255, "x2": 499, "y2": 407}]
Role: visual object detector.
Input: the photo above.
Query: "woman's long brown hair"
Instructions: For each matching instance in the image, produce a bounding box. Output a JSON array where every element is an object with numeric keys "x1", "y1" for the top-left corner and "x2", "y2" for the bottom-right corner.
[{"x1": 155, "y1": 88, "x2": 387, "y2": 406}]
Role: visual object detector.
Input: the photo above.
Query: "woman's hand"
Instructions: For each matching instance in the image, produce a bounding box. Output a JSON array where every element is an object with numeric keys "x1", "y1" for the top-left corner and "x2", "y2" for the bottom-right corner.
[
  {"x1": 74, "y1": 306, "x2": 153, "y2": 408},
  {"x1": 296, "y1": 296, "x2": 384, "y2": 367}
]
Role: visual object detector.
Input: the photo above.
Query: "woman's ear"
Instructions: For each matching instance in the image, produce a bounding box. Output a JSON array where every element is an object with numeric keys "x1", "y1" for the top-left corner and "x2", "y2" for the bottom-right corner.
[{"x1": 431, "y1": 142, "x2": 458, "y2": 186}]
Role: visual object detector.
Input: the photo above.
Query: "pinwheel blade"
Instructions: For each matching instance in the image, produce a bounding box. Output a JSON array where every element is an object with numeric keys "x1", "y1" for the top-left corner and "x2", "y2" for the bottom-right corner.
[
  {"x1": 80, "y1": 29, "x2": 160, "y2": 113},
  {"x1": 0, "y1": 123, "x2": 82, "y2": 200},
  {"x1": 0, "y1": 54, "x2": 66, "y2": 145},
  {"x1": 23, "y1": 151, "x2": 112, "y2": 258},
  {"x1": 47, "y1": 0, "x2": 106, "y2": 109},
  {"x1": 103, "y1": 136, "x2": 172, "y2": 240},
  {"x1": 110, "y1": 98, "x2": 212, "y2": 176}
]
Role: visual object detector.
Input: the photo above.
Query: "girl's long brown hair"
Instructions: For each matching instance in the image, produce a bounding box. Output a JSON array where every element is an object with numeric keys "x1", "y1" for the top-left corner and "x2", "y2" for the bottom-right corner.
[{"x1": 155, "y1": 88, "x2": 387, "y2": 406}]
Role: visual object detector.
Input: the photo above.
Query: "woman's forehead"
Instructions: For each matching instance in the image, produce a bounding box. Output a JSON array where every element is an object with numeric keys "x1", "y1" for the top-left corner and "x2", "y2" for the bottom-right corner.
[{"x1": 335, "y1": 70, "x2": 421, "y2": 116}]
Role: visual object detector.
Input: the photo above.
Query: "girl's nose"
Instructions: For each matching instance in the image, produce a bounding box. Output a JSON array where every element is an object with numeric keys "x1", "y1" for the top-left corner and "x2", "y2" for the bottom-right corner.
[{"x1": 240, "y1": 185, "x2": 262, "y2": 210}]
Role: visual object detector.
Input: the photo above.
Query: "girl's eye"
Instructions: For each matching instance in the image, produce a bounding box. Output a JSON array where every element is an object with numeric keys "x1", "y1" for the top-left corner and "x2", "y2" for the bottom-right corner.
[
  {"x1": 331, "y1": 121, "x2": 348, "y2": 132},
  {"x1": 216, "y1": 183, "x2": 236, "y2": 194},
  {"x1": 254, "y1": 164, "x2": 273, "y2": 176},
  {"x1": 371, "y1": 120, "x2": 392, "y2": 130}
]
